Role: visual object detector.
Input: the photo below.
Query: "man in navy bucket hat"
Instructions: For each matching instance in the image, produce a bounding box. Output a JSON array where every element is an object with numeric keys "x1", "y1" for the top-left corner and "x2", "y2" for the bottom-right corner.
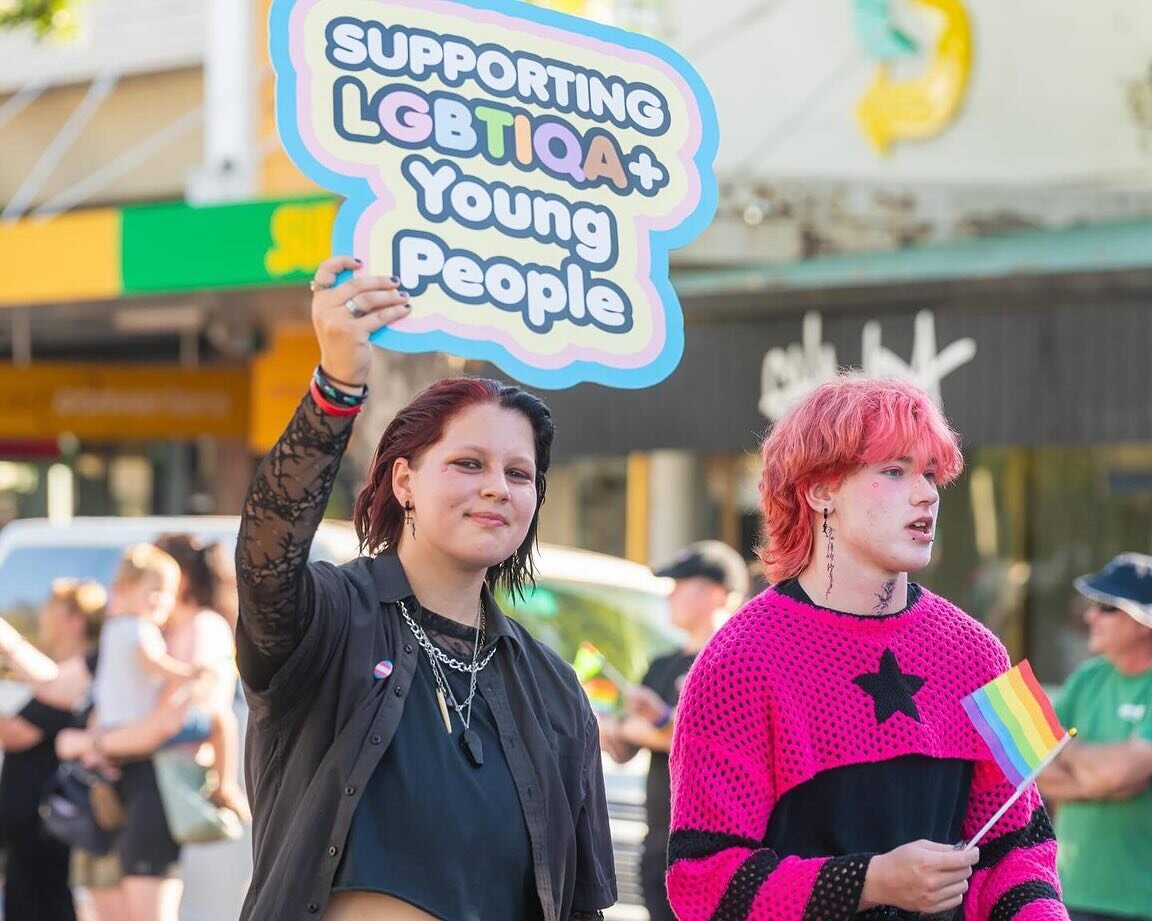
[{"x1": 1038, "y1": 553, "x2": 1152, "y2": 921}]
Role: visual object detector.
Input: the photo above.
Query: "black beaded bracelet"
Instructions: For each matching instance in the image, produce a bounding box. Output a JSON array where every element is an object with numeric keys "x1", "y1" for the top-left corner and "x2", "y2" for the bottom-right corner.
[{"x1": 313, "y1": 366, "x2": 368, "y2": 408}]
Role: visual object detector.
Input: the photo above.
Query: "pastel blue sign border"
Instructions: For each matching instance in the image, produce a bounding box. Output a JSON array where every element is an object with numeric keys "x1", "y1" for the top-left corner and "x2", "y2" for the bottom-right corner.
[{"x1": 269, "y1": 0, "x2": 719, "y2": 390}]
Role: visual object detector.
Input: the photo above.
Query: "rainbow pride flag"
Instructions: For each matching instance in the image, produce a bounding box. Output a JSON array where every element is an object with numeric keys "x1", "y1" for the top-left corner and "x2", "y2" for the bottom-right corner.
[
  {"x1": 573, "y1": 643, "x2": 626, "y2": 716},
  {"x1": 961, "y1": 660, "x2": 1067, "y2": 787},
  {"x1": 573, "y1": 642, "x2": 610, "y2": 684},
  {"x1": 582, "y1": 676, "x2": 621, "y2": 716}
]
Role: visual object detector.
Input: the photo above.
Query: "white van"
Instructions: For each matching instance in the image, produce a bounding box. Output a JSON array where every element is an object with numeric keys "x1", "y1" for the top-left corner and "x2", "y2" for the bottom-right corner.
[{"x1": 0, "y1": 518, "x2": 672, "y2": 921}]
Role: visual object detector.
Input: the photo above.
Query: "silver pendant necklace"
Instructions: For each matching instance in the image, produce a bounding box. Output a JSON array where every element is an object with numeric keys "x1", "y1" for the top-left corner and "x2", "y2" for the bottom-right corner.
[{"x1": 400, "y1": 598, "x2": 489, "y2": 768}]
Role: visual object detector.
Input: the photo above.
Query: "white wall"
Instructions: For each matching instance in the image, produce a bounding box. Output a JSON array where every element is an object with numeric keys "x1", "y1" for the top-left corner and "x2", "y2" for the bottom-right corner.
[
  {"x1": 0, "y1": 69, "x2": 203, "y2": 212},
  {"x1": 660, "y1": 0, "x2": 1152, "y2": 187},
  {"x1": 0, "y1": 0, "x2": 205, "y2": 94}
]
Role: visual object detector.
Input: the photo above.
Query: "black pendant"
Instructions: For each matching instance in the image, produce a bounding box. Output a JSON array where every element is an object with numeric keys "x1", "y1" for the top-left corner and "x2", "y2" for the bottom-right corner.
[{"x1": 460, "y1": 728, "x2": 484, "y2": 767}]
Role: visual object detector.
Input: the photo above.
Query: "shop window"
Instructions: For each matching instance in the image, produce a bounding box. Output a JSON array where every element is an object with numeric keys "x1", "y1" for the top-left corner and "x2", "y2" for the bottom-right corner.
[
  {"x1": 1024, "y1": 445, "x2": 1152, "y2": 683},
  {"x1": 917, "y1": 448, "x2": 1030, "y2": 662},
  {"x1": 0, "y1": 462, "x2": 41, "y2": 528},
  {"x1": 540, "y1": 458, "x2": 629, "y2": 558},
  {"x1": 923, "y1": 444, "x2": 1152, "y2": 685}
]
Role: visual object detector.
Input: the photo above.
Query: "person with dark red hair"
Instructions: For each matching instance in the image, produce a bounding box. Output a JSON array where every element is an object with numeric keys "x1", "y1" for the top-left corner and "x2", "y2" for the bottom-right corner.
[
  {"x1": 233, "y1": 257, "x2": 615, "y2": 921},
  {"x1": 667, "y1": 376, "x2": 1068, "y2": 920}
]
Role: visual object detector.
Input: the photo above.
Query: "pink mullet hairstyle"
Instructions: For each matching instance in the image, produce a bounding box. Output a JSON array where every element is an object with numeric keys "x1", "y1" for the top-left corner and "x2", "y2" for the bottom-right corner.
[{"x1": 758, "y1": 375, "x2": 964, "y2": 583}]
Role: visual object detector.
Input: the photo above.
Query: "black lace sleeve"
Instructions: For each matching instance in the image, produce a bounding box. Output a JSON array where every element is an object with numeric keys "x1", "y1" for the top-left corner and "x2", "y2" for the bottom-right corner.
[{"x1": 236, "y1": 392, "x2": 355, "y2": 685}]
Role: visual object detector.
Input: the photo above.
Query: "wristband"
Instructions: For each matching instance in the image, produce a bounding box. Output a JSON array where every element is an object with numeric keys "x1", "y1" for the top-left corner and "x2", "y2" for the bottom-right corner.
[
  {"x1": 653, "y1": 704, "x2": 673, "y2": 730},
  {"x1": 317, "y1": 365, "x2": 366, "y2": 391},
  {"x1": 309, "y1": 378, "x2": 362, "y2": 417},
  {"x1": 313, "y1": 366, "x2": 368, "y2": 407}
]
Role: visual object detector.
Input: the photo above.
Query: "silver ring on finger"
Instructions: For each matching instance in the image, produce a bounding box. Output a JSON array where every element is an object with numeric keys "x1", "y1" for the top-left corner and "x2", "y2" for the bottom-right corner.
[
  {"x1": 344, "y1": 297, "x2": 366, "y2": 319},
  {"x1": 309, "y1": 279, "x2": 332, "y2": 293}
]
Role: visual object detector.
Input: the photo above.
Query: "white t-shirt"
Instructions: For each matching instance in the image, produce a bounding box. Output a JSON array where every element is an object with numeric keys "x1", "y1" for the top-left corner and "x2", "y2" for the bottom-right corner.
[{"x1": 92, "y1": 615, "x2": 166, "y2": 728}]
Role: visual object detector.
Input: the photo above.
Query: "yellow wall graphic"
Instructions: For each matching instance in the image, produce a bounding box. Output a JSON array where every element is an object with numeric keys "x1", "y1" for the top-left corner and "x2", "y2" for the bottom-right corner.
[{"x1": 856, "y1": 0, "x2": 973, "y2": 154}]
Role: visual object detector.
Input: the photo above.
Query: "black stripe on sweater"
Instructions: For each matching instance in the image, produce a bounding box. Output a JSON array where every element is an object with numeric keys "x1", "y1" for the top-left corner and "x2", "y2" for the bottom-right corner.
[
  {"x1": 711, "y1": 850, "x2": 782, "y2": 920},
  {"x1": 975, "y1": 807, "x2": 1055, "y2": 872},
  {"x1": 667, "y1": 829, "x2": 761, "y2": 864},
  {"x1": 801, "y1": 855, "x2": 872, "y2": 921},
  {"x1": 988, "y1": 881, "x2": 1061, "y2": 921}
]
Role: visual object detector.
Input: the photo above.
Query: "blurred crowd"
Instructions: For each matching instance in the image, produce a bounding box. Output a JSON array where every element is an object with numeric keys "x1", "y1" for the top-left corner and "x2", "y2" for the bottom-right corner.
[{"x1": 0, "y1": 536, "x2": 249, "y2": 921}]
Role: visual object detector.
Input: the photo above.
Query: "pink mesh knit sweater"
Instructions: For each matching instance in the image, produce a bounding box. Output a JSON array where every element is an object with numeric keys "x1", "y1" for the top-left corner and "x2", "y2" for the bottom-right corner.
[{"x1": 667, "y1": 585, "x2": 1066, "y2": 921}]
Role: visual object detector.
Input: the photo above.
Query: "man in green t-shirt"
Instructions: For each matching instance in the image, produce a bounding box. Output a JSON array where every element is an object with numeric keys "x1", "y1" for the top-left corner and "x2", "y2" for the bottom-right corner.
[{"x1": 1039, "y1": 553, "x2": 1152, "y2": 921}]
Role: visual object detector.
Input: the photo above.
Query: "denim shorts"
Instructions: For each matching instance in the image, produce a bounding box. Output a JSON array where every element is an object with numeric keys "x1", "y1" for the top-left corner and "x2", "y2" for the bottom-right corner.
[{"x1": 163, "y1": 707, "x2": 212, "y2": 748}]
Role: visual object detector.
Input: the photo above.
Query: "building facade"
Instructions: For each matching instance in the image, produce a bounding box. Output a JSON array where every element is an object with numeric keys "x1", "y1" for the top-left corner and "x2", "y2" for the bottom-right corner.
[{"x1": 2, "y1": 0, "x2": 1152, "y2": 678}]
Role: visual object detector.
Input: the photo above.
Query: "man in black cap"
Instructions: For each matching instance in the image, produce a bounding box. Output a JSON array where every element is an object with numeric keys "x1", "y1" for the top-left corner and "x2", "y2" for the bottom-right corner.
[
  {"x1": 1038, "y1": 553, "x2": 1152, "y2": 921},
  {"x1": 599, "y1": 540, "x2": 748, "y2": 921}
]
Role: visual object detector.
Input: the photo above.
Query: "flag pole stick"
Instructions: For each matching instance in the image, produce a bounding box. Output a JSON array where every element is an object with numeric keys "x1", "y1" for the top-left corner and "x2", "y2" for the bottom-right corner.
[
  {"x1": 597, "y1": 659, "x2": 632, "y2": 690},
  {"x1": 961, "y1": 730, "x2": 1076, "y2": 850},
  {"x1": 576, "y1": 644, "x2": 633, "y2": 690}
]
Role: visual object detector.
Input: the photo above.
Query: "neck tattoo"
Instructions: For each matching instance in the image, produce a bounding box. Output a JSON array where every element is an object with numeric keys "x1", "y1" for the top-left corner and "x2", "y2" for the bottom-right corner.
[{"x1": 873, "y1": 579, "x2": 897, "y2": 615}]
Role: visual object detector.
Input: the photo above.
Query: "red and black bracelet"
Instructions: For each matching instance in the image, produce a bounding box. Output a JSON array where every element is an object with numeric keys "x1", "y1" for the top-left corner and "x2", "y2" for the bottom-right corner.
[
  {"x1": 313, "y1": 365, "x2": 368, "y2": 407},
  {"x1": 309, "y1": 377, "x2": 363, "y2": 417}
]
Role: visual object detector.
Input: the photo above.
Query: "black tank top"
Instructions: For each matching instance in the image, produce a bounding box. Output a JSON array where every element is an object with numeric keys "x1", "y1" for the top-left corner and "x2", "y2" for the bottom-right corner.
[{"x1": 333, "y1": 616, "x2": 542, "y2": 921}]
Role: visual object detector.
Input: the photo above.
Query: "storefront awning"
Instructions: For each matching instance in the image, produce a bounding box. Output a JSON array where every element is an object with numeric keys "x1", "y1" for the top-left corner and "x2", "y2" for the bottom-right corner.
[
  {"x1": 9, "y1": 197, "x2": 1151, "y2": 309},
  {"x1": 672, "y1": 219, "x2": 1152, "y2": 298},
  {"x1": 0, "y1": 196, "x2": 337, "y2": 307}
]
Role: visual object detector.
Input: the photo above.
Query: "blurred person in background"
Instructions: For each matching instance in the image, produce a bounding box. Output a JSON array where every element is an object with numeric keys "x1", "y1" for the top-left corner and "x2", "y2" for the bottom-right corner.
[
  {"x1": 1038, "y1": 553, "x2": 1152, "y2": 921},
  {"x1": 0, "y1": 579, "x2": 105, "y2": 921},
  {"x1": 151, "y1": 533, "x2": 245, "y2": 818},
  {"x1": 666, "y1": 377, "x2": 1066, "y2": 920},
  {"x1": 599, "y1": 540, "x2": 748, "y2": 921},
  {"x1": 60, "y1": 534, "x2": 248, "y2": 821},
  {"x1": 76, "y1": 545, "x2": 196, "y2": 921}
]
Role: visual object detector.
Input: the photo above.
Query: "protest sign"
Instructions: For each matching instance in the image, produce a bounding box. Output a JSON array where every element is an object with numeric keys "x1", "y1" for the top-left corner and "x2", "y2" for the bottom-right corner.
[{"x1": 270, "y1": 0, "x2": 717, "y2": 388}]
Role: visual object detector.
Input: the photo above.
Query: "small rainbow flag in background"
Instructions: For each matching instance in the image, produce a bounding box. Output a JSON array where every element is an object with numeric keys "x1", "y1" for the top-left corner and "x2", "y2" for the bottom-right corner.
[
  {"x1": 573, "y1": 642, "x2": 630, "y2": 688},
  {"x1": 960, "y1": 660, "x2": 1069, "y2": 786},
  {"x1": 573, "y1": 642, "x2": 610, "y2": 684},
  {"x1": 582, "y1": 676, "x2": 621, "y2": 716},
  {"x1": 573, "y1": 643, "x2": 630, "y2": 716}
]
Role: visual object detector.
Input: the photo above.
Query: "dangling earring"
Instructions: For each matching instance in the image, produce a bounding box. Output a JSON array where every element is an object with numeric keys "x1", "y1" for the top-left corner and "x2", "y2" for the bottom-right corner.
[
  {"x1": 822, "y1": 508, "x2": 834, "y2": 598},
  {"x1": 404, "y1": 501, "x2": 416, "y2": 540}
]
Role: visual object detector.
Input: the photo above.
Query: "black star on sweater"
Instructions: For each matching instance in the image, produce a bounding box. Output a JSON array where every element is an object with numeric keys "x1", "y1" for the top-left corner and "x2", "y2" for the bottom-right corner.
[{"x1": 853, "y1": 648, "x2": 925, "y2": 724}]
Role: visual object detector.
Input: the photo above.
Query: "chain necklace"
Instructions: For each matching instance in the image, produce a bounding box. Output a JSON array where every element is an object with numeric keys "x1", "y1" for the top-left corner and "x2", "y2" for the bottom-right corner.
[
  {"x1": 398, "y1": 599, "x2": 497, "y2": 674},
  {"x1": 398, "y1": 598, "x2": 491, "y2": 767},
  {"x1": 426, "y1": 606, "x2": 482, "y2": 729}
]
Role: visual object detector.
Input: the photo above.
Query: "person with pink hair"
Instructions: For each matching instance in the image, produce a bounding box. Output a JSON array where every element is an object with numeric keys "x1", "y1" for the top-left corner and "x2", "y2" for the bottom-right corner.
[{"x1": 667, "y1": 375, "x2": 1068, "y2": 920}]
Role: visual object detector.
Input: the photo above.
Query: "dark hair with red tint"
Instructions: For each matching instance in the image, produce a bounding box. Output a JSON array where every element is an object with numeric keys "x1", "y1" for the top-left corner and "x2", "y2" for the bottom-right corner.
[{"x1": 353, "y1": 377, "x2": 554, "y2": 598}]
